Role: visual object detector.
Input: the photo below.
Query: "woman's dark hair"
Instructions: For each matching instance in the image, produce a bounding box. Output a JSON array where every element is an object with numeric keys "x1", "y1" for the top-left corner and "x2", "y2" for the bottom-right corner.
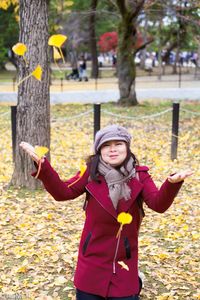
[{"x1": 86, "y1": 144, "x2": 139, "y2": 182}]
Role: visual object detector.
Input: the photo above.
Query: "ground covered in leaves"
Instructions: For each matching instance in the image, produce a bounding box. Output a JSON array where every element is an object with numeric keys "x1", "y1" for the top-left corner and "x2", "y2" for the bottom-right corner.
[{"x1": 0, "y1": 101, "x2": 199, "y2": 300}]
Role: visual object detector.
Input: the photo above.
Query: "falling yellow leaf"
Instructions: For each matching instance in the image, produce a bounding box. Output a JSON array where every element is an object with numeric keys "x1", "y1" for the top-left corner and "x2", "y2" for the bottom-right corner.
[
  {"x1": 31, "y1": 65, "x2": 42, "y2": 81},
  {"x1": 48, "y1": 34, "x2": 67, "y2": 63},
  {"x1": 118, "y1": 261, "x2": 129, "y2": 271},
  {"x1": 67, "y1": 163, "x2": 87, "y2": 188},
  {"x1": 18, "y1": 65, "x2": 43, "y2": 86},
  {"x1": 12, "y1": 42, "x2": 27, "y2": 56},
  {"x1": 53, "y1": 46, "x2": 62, "y2": 61},
  {"x1": 117, "y1": 212, "x2": 133, "y2": 225},
  {"x1": 48, "y1": 34, "x2": 67, "y2": 48},
  {"x1": 34, "y1": 146, "x2": 49, "y2": 159}
]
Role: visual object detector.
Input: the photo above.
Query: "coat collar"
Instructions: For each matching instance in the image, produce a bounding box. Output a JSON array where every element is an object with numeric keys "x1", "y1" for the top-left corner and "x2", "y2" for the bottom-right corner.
[{"x1": 86, "y1": 176, "x2": 143, "y2": 219}]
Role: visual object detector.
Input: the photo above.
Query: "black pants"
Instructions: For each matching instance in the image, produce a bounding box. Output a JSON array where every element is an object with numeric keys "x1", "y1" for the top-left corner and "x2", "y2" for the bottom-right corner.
[{"x1": 76, "y1": 289, "x2": 140, "y2": 300}]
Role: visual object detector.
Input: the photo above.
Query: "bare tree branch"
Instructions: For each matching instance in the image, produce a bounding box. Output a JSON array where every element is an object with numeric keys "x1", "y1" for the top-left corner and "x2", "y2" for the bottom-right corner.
[
  {"x1": 130, "y1": 0, "x2": 146, "y2": 19},
  {"x1": 133, "y1": 36, "x2": 154, "y2": 55}
]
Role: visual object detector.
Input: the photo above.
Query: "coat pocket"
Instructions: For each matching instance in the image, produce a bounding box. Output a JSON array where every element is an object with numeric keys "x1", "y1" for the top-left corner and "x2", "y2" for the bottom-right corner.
[
  {"x1": 82, "y1": 232, "x2": 92, "y2": 255},
  {"x1": 124, "y1": 237, "x2": 131, "y2": 259}
]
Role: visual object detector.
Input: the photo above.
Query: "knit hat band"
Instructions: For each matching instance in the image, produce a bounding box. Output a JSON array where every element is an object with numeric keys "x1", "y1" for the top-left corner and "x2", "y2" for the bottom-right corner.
[{"x1": 94, "y1": 125, "x2": 131, "y2": 153}]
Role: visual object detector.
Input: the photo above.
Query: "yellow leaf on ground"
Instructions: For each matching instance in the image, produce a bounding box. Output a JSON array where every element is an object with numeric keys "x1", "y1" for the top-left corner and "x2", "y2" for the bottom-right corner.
[
  {"x1": 54, "y1": 276, "x2": 67, "y2": 286},
  {"x1": 17, "y1": 266, "x2": 28, "y2": 273}
]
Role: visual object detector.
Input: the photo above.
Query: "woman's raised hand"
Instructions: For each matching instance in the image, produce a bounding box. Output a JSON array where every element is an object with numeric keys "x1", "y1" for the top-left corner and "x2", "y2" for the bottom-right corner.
[
  {"x1": 19, "y1": 141, "x2": 40, "y2": 164},
  {"x1": 167, "y1": 170, "x2": 193, "y2": 183}
]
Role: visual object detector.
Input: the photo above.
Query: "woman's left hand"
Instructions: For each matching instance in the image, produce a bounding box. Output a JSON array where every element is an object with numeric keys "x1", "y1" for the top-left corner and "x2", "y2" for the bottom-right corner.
[{"x1": 167, "y1": 170, "x2": 193, "y2": 183}]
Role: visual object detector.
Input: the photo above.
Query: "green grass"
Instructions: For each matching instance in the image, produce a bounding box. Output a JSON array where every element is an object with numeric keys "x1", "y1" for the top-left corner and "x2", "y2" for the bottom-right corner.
[{"x1": 0, "y1": 70, "x2": 17, "y2": 81}]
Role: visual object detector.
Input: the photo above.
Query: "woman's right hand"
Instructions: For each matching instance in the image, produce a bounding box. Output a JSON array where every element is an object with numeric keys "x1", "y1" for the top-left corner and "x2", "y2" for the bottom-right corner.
[{"x1": 19, "y1": 141, "x2": 40, "y2": 164}]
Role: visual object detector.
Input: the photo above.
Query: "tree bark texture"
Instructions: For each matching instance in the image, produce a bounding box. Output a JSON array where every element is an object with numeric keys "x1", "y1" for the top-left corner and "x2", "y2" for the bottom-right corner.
[
  {"x1": 89, "y1": 0, "x2": 99, "y2": 79},
  {"x1": 11, "y1": 0, "x2": 50, "y2": 189},
  {"x1": 116, "y1": 0, "x2": 145, "y2": 106},
  {"x1": 117, "y1": 15, "x2": 138, "y2": 106}
]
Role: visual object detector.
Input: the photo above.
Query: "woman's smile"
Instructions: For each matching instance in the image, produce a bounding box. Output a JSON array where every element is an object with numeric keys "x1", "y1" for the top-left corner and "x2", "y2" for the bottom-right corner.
[{"x1": 100, "y1": 140, "x2": 127, "y2": 166}]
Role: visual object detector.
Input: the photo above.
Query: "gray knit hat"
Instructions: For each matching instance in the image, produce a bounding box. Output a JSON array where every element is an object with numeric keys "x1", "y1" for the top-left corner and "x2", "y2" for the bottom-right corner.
[{"x1": 94, "y1": 125, "x2": 131, "y2": 153}]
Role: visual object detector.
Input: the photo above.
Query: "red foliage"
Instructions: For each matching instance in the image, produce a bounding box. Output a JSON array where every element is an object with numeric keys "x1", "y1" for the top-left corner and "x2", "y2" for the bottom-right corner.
[
  {"x1": 98, "y1": 32, "x2": 118, "y2": 52},
  {"x1": 98, "y1": 31, "x2": 153, "y2": 53}
]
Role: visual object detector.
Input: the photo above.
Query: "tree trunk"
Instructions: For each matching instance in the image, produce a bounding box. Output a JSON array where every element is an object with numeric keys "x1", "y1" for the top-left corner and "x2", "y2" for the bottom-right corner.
[
  {"x1": 117, "y1": 17, "x2": 138, "y2": 106},
  {"x1": 140, "y1": 15, "x2": 148, "y2": 70},
  {"x1": 11, "y1": 0, "x2": 50, "y2": 189},
  {"x1": 89, "y1": 0, "x2": 99, "y2": 79}
]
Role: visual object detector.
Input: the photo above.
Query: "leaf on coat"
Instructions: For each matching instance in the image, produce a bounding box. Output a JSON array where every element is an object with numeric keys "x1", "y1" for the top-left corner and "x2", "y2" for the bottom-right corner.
[
  {"x1": 118, "y1": 261, "x2": 129, "y2": 271},
  {"x1": 117, "y1": 212, "x2": 133, "y2": 225}
]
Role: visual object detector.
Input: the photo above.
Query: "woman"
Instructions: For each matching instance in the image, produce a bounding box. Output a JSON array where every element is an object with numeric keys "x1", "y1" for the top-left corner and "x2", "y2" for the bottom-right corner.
[{"x1": 20, "y1": 125, "x2": 192, "y2": 300}]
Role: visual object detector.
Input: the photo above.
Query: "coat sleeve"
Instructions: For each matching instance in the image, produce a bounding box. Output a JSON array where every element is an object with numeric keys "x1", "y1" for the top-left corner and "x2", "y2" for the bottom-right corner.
[
  {"x1": 31, "y1": 159, "x2": 89, "y2": 201},
  {"x1": 138, "y1": 167, "x2": 183, "y2": 213}
]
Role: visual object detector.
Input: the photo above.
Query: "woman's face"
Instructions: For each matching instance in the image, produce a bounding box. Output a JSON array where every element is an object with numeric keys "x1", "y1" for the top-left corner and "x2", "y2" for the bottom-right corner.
[{"x1": 100, "y1": 140, "x2": 127, "y2": 167}]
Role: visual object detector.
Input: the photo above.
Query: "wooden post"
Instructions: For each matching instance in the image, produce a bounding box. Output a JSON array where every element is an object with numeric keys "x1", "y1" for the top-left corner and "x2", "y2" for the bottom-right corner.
[
  {"x1": 171, "y1": 102, "x2": 180, "y2": 160},
  {"x1": 61, "y1": 78, "x2": 63, "y2": 92},
  {"x1": 13, "y1": 77, "x2": 16, "y2": 91},
  {"x1": 11, "y1": 105, "x2": 17, "y2": 162},
  {"x1": 94, "y1": 103, "x2": 101, "y2": 139},
  {"x1": 95, "y1": 78, "x2": 98, "y2": 90}
]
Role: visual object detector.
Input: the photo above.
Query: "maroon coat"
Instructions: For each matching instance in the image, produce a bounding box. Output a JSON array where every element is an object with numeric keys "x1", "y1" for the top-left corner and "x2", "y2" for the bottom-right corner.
[{"x1": 33, "y1": 159, "x2": 183, "y2": 297}]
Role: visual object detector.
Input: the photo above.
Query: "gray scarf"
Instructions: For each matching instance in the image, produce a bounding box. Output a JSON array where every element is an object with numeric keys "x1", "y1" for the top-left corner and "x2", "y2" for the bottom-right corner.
[{"x1": 98, "y1": 157, "x2": 136, "y2": 209}]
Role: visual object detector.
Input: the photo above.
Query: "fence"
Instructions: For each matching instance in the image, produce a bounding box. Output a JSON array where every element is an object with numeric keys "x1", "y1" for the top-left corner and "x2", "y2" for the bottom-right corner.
[
  {"x1": 8, "y1": 102, "x2": 200, "y2": 163},
  {"x1": 1, "y1": 70, "x2": 200, "y2": 92}
]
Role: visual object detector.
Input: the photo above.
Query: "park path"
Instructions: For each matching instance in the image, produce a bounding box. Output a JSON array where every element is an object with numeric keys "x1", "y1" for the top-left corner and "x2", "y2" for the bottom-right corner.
[{"x1": 0, "y1": 74, "x2": 199, "y2": 103}]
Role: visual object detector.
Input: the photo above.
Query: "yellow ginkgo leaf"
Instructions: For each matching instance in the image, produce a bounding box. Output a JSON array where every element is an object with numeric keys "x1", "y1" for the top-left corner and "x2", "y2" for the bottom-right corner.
[
  {"x1": 34, "y1": 146, "x2": 49, "y2": 159},
  {"x1": 48, "y1": 34, "x2": 67, "y2": 48},
  {"x1": 17, "y1": 266, "x2": 28, "y2": 273},
  {"x1": 12, "y1": 43, "x2": 27, "y2": 56},
  {"x1": 118, "y1": 261, "x2": 129, "y2": 271},
  {"x1": 18, "y1": 66, "x2": 42, "y2": 86},
  {"x1": 117, "y1": 212, "x2": 133, "y2": 225},
  {"x1": 31, "y1": 65, "x2": 42, "y2": 81},
  {"x1": 116, "y1": 212, "x2": 133, "y2": 238},
  {"x1": 67, "y1": 163, "x2": 87, "y2": 188},
  {"x1": 79, "y1": 164, "x2": 87, "y2": 177},
  {"x1": 53, "y1": 46, "x2": 62, "y2": 60}
]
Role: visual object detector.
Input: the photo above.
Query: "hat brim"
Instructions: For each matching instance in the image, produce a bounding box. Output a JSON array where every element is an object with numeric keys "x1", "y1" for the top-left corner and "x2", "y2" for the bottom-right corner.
[{"x1": 97, "y1": 137, "x2": 128, "y2": 152}]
